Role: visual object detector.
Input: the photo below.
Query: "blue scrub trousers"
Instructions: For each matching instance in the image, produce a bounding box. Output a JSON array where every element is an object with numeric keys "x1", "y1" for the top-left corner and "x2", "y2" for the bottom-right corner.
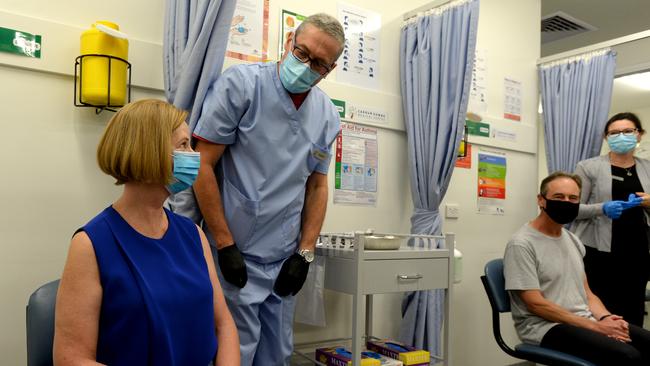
[{"x1": 213, "y1": 246, "x2": 296, "y2": 366}]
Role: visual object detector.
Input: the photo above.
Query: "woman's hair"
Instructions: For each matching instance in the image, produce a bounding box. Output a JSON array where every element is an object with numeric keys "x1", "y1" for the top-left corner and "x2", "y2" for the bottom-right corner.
[
  {"x1": 97, "y1": 99, "x2": 187, "y2": 185},
  {"x1": 603, "y1": 112, "x2": 644, "y2": 136}
]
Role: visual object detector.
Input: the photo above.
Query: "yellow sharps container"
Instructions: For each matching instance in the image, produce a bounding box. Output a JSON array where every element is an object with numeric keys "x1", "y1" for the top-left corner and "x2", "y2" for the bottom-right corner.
[{"x1": 80, "y1": 21, "x2": 129, "y2": 106}]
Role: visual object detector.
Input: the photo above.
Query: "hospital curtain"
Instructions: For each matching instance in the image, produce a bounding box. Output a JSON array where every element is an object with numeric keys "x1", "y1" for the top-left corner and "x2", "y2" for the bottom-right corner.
[
  {"x1": 164, "y1": 0, "x2": 236, "y2": 221},
  {"x1": 398, "y1": 0, "x2": 479, "y2": 356},
  {"x1": 540, "y1": 49, "x2": 616, "y2": 174},
  {"x1": 164, "y1": 0, "x2": 236, "y2": 132}
]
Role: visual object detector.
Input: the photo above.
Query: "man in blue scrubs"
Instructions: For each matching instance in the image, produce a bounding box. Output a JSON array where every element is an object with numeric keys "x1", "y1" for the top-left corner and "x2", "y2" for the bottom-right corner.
[{"x1": 190, "y1": 13, "x2": 344, "y2": 366}]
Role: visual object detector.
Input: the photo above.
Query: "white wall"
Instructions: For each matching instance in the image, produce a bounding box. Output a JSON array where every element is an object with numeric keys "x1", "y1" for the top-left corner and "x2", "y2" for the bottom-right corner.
[
  {"x1": 629, "y1": 105, "x2": 650, "y2": 124},
  {"x1": 442, "y1": 1, "x2": 541, "y2": 365},
  {"x1": 0, "y1": 1, "x2": 165, "y2": 364},
  {"x1": 0, "y1": 0, "x2": 541, "y2": 365}
]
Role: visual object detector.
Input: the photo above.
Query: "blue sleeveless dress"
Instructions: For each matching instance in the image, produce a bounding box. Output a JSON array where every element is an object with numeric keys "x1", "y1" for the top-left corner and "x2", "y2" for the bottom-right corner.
[{"x1": 82, "y1": 206, "x2": 217, "y2": 365}]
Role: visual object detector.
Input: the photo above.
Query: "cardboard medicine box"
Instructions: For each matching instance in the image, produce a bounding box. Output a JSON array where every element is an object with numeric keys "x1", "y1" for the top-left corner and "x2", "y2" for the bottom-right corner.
[
  {"x1": 366, "y1": 340, "x2": 430, "y2": 366},
  {"x1": 315, "y1": 347, "x2": 381, "y2": 366}
]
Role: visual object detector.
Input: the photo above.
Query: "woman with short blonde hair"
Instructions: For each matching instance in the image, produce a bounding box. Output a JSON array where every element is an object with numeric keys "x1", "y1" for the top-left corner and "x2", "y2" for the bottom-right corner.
[
  {"x1": 97, "y1": 99, "x2": 186, "y2": 185},
  {"x1": 54, "y1": 99, "x2": 240, "y2": 365}
]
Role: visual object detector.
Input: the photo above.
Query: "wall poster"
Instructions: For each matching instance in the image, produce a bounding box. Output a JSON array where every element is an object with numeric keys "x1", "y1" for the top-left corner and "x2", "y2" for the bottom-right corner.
[
  {"x1": 503, "y1": 77, "x2": 522, "y2": 121},
  {"x1": 334, "y1": 122, "x2": 378, "y2": 206},
  {"x1": 468, "y1": 48, "x2": 487, "y2": 113},
  {"x1": 336, "y1": 2, "x2": 381, "y2": 90},
  {"x1": 226, "y1": 0, "x2": 269, "y2": 61},
  {"x1": 279, "y1": 9, "x2": 306, "y2": 57},
  {"x1": 477, "y1": 152, "x2": 506, "y2": 215}
]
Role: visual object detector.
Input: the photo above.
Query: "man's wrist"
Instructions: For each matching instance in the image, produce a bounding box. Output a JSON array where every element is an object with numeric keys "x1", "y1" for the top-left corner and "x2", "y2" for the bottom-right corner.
[
  {"x1": 214, "y1": 232, "x2": 235, "y2": 249},
  {"x1": 296, "y1": 248, "x2": 314, "y2": 263},
  {"x1": 599, "y1": 314, "x2": 612, "y2": 321},
  {"x1": 298, "y1": 238, "x2": 316, "y2": 251},
  {"x1": 216, "y1": 241, "x2": 235, "y2": 250}
]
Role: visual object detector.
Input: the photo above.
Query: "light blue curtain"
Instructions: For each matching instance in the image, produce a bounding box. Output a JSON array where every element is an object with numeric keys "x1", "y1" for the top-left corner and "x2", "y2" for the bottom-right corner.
[
  {"x1": 164, "y1": 0, "x2": 237, "y2": 132},
  {"x1": 540, "y1": 50, "x2": 616, "y2": 174},
  {"x1": 164, "y1": 0, "x2": 236, "y2": 220},
  {"x1": 398, "y1": 0, "x2": 479, "y2": 356}
]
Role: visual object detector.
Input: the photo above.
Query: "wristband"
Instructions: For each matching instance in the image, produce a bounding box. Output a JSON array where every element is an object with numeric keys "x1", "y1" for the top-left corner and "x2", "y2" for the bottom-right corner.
[{"x1": 599, "y1": 314, "x2": 612, "y2": 321}]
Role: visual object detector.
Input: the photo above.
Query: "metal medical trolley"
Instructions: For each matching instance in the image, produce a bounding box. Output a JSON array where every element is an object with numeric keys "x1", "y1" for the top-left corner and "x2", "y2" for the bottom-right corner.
[{"x1": 295, "y1": 231, "x2": 454, "y2": 366}]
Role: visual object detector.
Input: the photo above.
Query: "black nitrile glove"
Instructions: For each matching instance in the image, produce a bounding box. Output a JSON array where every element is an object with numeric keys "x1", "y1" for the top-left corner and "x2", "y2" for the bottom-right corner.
[
  {"x1": 274, "y1": 253, "x2": 310, "y2": 297},
  {"x1": 217, "y1": 244, "x2": 248, "y2": 288}
]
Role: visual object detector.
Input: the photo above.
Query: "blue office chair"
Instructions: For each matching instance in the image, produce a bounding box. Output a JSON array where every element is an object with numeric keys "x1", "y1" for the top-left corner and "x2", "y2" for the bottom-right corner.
[
  {"x1": 480, "y1": 259, "x2": 595, "y2": 366},
  {"x1": 26, "y1": 279, "x2": 60, "y2": 366}
]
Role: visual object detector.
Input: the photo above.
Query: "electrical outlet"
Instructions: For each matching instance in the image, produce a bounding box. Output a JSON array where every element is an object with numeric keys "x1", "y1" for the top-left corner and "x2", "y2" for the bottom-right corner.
[{"x1": 445, "y1": 203, "x2": 460, "y2": 219}]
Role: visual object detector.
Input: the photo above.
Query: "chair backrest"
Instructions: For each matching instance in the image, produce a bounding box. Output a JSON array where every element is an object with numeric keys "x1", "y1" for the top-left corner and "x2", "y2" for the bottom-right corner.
[
  {"x1": 26, "y1": 279, "x2": 60, "y2": 366},
  {"x1": 481, "y1": 258, "x2": 519, "y2": 359},
  {"x1": 483, "y1": 258, "x2": 510, "y2": 313}
]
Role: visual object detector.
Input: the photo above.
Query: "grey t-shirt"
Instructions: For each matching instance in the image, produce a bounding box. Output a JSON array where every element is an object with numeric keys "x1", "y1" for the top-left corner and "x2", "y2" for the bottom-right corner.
[{"x1": 504, "y1": 223, "x2": 594, "y2": 345}]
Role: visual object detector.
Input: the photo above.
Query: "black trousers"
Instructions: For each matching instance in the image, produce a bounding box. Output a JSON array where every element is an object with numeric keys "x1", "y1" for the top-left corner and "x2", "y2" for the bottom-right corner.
[
  {"x1": 584, "y1": 246, "x2": 649, "y2": 326},
  {"x1": 540, "y1": 323, "x2": 650, "y2": 366}
]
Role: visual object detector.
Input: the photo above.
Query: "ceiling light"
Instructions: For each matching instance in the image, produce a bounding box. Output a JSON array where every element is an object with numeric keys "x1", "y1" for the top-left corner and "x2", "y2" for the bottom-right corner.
[{"x1": 616, "y1": 71, "x2": 650, "y2": 91}]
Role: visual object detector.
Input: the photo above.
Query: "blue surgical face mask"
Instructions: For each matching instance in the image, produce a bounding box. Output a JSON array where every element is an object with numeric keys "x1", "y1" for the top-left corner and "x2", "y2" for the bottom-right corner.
[
  {"x1": 167, "y1": 151, "x2": 200, "y2": 194},
  {"x1": 279, "y1": 51, "x2": 321, "y2": 94},
  {"x1": 607, "y1": 134, "x2": 637, "y2": 154}
]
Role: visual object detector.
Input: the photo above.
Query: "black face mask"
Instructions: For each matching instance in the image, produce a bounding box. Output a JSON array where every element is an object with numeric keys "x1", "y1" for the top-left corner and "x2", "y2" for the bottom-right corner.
[{"x1": 542, "y1": 197, "x2": 580, "y2": 225}]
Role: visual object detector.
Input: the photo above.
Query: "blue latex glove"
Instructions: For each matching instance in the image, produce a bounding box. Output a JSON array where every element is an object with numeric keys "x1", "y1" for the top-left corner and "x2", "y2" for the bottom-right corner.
[
  {"x1": 621, "y1": 193, "x2": 644, "y2": 209},
  {"x1": 602, "y1": 201, "x2": 624, "y2": 219}
]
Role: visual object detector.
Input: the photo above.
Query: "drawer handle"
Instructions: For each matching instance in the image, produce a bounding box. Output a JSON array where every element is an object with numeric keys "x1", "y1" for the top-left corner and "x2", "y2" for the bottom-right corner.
[{"x1": 397, "y1": 274, "x2": 423, "y2": 280}]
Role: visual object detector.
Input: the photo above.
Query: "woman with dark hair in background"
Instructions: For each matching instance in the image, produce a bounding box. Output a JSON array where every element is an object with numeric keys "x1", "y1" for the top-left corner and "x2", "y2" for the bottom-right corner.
[{"x1": 572, "y1": 112, "x2": 650, "y2": 327}]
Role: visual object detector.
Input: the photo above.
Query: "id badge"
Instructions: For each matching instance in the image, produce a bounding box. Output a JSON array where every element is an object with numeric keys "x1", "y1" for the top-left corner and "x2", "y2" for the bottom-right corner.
[{"x1": 312, "y1": 146, "x2": 329, "y2": 161}]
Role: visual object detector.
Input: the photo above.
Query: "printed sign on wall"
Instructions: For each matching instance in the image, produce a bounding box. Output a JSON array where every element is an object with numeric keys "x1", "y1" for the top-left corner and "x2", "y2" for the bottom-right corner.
[
  {"x1": 336, "y1": 2, "x2": 381, "y2": 90},
  {"x1": 0, "y1": 27, "x2": 41, "y2": 58},
  {"x1": 334, "y1": 122, "x2": 378, "y2": 206},
  {"x1": 477, "y1": 152, "x2": 506, "y2": 215}
]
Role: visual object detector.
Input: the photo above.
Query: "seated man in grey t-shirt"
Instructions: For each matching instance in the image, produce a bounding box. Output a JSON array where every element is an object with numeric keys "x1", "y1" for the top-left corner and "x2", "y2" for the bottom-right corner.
[{"x1": 504, "y1": 171, "x2": 650, "y2": 365}]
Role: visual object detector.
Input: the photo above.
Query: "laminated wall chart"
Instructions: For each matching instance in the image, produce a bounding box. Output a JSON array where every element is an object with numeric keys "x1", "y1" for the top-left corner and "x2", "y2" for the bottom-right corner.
[
  {"x1": 226, "y1": 0, "x2": 269, "y2": 61},
  {"x1": 477, "y1": 153, "x2": 506, "y2": 215},
  {"x1": 334, "y1": 123, "x2": 378, "y2": 206},
  {"x1": 503, "y1": 77, "x2": 522, "y2": 121},
  {"x1": 279, "y1": 10, "x2": 305, "y2": 57},
  {"x1": 336, "y1": 2, "x2": 381, "y2": 90},
  {"x1": 467, "y1": 48, "x2": 487, "y2": 113}
]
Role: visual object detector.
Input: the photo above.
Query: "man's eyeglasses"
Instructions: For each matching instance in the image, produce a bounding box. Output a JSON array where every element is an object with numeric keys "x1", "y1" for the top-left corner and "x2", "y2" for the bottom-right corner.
[
  {"x1": 606, "y1": 128, "x2": 638, "y2": 138},
  {"x1": 291, "y1": 43, "x2": 333, "y2": 75}
]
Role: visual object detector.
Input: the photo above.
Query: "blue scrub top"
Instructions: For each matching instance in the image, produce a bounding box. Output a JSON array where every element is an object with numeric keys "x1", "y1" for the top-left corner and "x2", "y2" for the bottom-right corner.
[{"x1": 194, "y1": 62, "x2": 340, "y2": 263}]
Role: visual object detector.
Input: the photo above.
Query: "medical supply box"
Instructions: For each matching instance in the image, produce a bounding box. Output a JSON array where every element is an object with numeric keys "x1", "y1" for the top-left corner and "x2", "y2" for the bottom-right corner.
[
  {"x1": 362, "y1": 351, "x2": 404, "y2": 366},
  {"x1": 315, "y1": 347, "x2": 380, "y2": 366},
  {"x1": 366, "y1": 339, "x2": 430, "y2": 366}
]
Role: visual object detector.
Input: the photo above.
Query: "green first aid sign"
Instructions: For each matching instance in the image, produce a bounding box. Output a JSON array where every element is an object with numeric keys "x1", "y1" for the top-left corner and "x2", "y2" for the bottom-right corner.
[
  {"x1": 0, "y1": 27, "x2": 42, "y2": 58},
  {"x1": 331, "y1": 99, "x2": 346, "y2": 118},
  {"x1": 466, "y1": 120, "x2": 490, "y2": 137}
]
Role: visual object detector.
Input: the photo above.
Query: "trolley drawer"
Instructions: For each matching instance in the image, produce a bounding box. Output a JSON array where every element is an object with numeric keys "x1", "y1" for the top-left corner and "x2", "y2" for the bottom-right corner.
[{"x1": 361, "y1": 258, "x2": 449, "y2": 294}]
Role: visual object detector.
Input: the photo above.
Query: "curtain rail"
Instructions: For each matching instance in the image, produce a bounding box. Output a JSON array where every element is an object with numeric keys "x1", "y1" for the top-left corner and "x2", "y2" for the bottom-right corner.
[
  {"x1": 538, "y1": 29, "x2": 650, "y2": 66},
  {"x1": 403, "y1": 0, "x2": 452, "y2": 21}
]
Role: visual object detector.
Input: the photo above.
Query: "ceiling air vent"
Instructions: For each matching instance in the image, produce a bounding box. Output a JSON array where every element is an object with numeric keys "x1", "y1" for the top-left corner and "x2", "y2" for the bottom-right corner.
[{"x1": 541, "y1": 11, "x2": 597, "y2": 44}]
